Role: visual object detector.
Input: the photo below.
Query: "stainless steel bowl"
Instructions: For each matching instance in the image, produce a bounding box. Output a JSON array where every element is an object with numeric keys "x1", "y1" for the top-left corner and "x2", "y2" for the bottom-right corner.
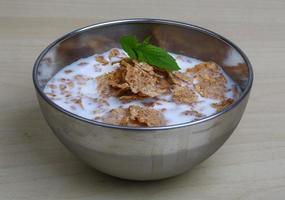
[{"x1": 33, "y1": 19, "x2": 253, "y2": 180}]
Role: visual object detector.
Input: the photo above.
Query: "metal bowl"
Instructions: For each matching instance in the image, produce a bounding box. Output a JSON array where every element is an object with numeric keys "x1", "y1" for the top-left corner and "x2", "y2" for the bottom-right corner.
[{"x1": 33, "y1": 19, "x2": 253, "y2": 180}]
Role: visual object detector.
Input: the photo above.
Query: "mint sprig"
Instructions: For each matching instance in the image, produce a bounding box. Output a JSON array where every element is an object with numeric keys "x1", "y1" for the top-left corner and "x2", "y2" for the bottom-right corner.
[{"x1": 120, "y1": 35, "x2": 180, "y2": 71}]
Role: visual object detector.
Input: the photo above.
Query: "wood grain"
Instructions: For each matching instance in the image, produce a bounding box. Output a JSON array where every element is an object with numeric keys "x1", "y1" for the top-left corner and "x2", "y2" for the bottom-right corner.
[{"x1": 0, "y1": 0, "x2": 284, "y2": 199}]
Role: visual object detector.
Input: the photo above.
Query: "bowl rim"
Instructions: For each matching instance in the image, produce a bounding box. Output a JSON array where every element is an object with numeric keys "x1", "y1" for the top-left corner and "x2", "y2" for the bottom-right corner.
[{"x1": 33, "y1": 18, "x2": 253, "y2": 131}]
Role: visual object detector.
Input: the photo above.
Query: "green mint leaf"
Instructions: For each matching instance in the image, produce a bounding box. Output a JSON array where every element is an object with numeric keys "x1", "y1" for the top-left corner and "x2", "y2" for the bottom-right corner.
[
  {"x1": 137, "y1": 44, "x2": 180, "y2": 71},
  {"x1": 120, "y1": 35, "x2": 180, "y2": 71},
  {"x1": 120, "y1": 35, "x2": 139, "y2": 59},
  {"x1": 137, "y1": 50, "x2": 147, "y2": 62},
  {"x1": 143, "y1": 36, "x2": 151, "y2": 45}
]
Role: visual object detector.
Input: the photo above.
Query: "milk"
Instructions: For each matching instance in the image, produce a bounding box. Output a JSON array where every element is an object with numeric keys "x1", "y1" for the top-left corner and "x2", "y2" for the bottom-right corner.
[{"x1": 44, "y1": 48, "x2": 240, "y2": 126}]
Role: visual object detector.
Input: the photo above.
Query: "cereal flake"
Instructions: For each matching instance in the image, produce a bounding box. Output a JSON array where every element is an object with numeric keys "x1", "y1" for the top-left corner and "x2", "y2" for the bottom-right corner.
[{"x1": 172, "y1": 85, "x2": 197, "y2": 104}]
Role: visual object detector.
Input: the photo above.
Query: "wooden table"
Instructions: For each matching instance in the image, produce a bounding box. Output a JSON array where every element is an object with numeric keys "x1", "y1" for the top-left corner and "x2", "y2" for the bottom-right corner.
[{"x1": 0, "y1": 0, "x2": 284, "y2": 199}]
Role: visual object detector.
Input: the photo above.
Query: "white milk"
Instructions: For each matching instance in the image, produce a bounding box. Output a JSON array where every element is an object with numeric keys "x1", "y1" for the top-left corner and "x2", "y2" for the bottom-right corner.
[{"x1": 44, "y1": 48, "x2": 240, "y2": 126}]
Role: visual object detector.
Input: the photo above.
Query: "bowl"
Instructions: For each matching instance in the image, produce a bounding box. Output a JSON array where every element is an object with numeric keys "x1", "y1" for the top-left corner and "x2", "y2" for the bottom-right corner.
[{"x1": 33, "y1": 19, "x2": 253, "y2": 180}]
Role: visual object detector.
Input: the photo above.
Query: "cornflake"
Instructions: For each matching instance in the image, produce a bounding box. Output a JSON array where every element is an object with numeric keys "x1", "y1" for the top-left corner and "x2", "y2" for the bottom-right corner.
[
  {"x1": 119, "y1": 95, "x2": 145, "y2": 102},
  {"x1": 172, "y1": 85, "x2": 197, "y2": 104},
  {"x1": 181, "y1": 110, "x2": 205, "y2": 119},
  {"x1": 108, "y1": 49, "x2": 120, "y2": 59},
  {"x1": 168, "y1": 71, "x2": 192, "y2": 86},
  {"x1": 71, "y1": 98, "x2": 84, "y2": 109},
  {"x1": 96, "y1": 58, "x2": 169, "y2": 100},
  {"x1": 64, "y1": 69, "x2": 73, "y2": 74},
  {"x1": 78, "y1": 62, "x2": 88, "y2": 66},
  {"x1": 188, "y1": 62, "x2": 227, "y2": 100},
  {"x1": 107, "y1": 67, "x2": 128, "y2": 89},
  {"x1": 123, "y1": 59, "x2": 167, "y2": 97},
  {"x1": 211, "y1": 98, "x2": 234, "y2": 112},
  {"x1": 96, "y1": 75, "x2": 114, "y2": 97},
  {"x1": 133, "y1": 60, "x2": 154, "y2": 73},
  {"x1": 96, "y1": 55, "x2": 109, "y2": 65},
  {"x1": 48, "y1": 84, "x2": 57, "y2": 89},
  {"x1": 129, "y1": 105, "x2": 166, "y2": 127},
  {"x1": 102, "y1": 108, "x2": 129, "y2": 126},
  {"x1": 102, "y1": 105, "x2": 166, "y2": 127}
]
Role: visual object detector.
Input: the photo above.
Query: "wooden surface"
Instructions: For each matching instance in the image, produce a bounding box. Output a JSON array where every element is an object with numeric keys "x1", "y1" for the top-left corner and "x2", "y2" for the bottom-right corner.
[{"x1": 0, "y1": 0, "x2": 284, "y2": 199}]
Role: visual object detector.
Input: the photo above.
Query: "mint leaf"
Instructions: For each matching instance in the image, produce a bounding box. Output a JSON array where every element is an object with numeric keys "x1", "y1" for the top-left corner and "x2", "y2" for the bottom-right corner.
[
  {"x1": 137, "y1": 51, "x2": 147, "y2": 62},
  {"x1": 120, "y1": 35, "x2": 139, "y2": 59},
  {"x1": 138, "y1": 44, "x2": 180, "y2": 71},
  {"x1": 143, "y1": 36, "x2": 151, "y2": 45},
  {"x1": 120, "y1": 35, "x2": 181, "y2": 71}
]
